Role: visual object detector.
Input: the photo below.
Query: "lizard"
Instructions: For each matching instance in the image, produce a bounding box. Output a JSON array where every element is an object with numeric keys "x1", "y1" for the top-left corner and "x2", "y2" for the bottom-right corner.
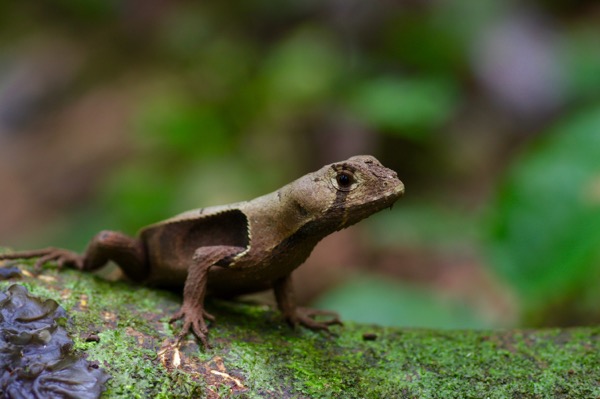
[{"x1": 0, "y1": 155, "x2": 404, "y2": 348}]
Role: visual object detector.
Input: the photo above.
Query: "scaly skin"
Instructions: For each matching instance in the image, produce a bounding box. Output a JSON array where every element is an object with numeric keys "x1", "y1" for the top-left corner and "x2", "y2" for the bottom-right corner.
[{"x1": 0, "y1": 155, "x2": 404, "y2": 348}]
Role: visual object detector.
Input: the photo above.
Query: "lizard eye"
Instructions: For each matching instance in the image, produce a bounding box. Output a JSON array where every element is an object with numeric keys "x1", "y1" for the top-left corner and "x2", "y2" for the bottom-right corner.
[{"x1": 334, "y1": 171, "x2": 356, "y2": 191}]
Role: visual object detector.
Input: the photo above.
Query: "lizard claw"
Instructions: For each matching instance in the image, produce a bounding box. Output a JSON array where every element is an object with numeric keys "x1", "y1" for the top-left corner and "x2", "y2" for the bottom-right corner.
[
  {"x1": 169, "y1": 306, "x2": 214, "y2": 349},
  {"x1": 288, "y1": 307, "x2": 343, "y2": 332},
  {"x1": 203, "y1": 309, "x2": 216, "y2": 321}
]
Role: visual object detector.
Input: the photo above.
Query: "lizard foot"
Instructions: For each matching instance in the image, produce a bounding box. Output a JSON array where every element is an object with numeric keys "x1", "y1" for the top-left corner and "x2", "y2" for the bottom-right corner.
[
  {"x1": 0, "y1": 248, "x2": 84, "y2": 273},
  {"x1": 289, "y1": 307, "x2": 343, "y2": 332},
  {"x1": 35, "y1": 249, "x2": 84, "y2": 272},
  {"x1": 169, "y1": 306, "x2": 215, "y2": 349}
]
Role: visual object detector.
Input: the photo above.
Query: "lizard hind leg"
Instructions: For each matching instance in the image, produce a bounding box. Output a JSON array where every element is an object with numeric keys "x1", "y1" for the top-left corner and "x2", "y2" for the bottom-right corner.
[
  {"x1": 82, "y1": 230, "x2": 148, "y2": 281},
  {"x1": 274, "y1": 274, "x2": 343, "y2": 332}
]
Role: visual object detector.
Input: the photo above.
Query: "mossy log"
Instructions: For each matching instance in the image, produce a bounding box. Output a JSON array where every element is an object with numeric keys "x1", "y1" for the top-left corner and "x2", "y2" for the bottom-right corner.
[{"x1": 0, "y1": 261, "x2": 598, "y2": 399}]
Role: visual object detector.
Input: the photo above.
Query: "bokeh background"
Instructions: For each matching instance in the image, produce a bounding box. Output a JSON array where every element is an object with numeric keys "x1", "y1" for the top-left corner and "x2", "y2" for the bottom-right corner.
[{"x1": 1, "y1": 0, "x2": 600, "y2": 330}]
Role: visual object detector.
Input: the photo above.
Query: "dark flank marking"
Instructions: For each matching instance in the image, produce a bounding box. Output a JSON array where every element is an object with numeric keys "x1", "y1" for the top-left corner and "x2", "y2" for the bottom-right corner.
[
  {"x1": 270, "y1": 219, "x2": 321, "y2": 259},
  {"x1": 153, "y1": 209, "x2": 249, "y2": 268},
  {"x1": 293, "y1": 199, "x2": 309, "y2": 217}
]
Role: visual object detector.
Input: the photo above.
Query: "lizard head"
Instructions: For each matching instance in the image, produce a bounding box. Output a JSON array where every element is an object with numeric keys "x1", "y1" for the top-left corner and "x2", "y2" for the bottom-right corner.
[{"x1": 286, "y1": 155, "x2": 404, "y2": 233}]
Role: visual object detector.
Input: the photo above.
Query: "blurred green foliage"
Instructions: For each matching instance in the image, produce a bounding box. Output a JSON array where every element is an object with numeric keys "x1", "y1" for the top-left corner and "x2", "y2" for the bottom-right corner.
[
  {"x1": 487, "y1": 105, "x2": 600, "y2": 326},
  {"x1": 366, "y1": 203, "x2": 480, "y2": 251},
  {"x1": 563, "y1": 27, "x2": 600, "y2": 101},
  {"x1": 348, "y1": 76, "x2": 460, "y2": 137},
  {"x1": 316, "y1": 276, "x2": 485, "y2": 329}
]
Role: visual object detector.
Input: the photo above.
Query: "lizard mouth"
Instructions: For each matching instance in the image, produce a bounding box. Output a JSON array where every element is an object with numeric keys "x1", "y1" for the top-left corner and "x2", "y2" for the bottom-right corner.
[
  {"x1": 386, "y1": 180, "x2": 405, "y2": 200},
  {"x1": 395, "y1": 181, "x2": 405, "y2": 196},
  {"x1": 384, "y1": 181, "x2": 405, "y2": 210}
]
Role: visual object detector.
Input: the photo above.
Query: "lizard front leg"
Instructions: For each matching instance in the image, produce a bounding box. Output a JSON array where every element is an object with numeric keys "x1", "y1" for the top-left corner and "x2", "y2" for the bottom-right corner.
[
  {"x1": 170, "y1": 245, "x2": 244, "y2": 348},
  {"x1": 274, "y1": 274, "x2": 343, "y2": 332}
]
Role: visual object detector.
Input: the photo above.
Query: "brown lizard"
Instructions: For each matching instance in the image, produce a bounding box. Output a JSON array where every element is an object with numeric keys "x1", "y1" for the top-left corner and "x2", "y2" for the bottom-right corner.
[{"x1": 0, "y1": 155, "x2": 404, "y2": 348}]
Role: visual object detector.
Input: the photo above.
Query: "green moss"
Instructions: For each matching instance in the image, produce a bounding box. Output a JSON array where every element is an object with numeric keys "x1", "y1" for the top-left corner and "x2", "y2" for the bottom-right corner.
[{"x1": 1, "y1": 258, "x2": 600, "y2": 398}]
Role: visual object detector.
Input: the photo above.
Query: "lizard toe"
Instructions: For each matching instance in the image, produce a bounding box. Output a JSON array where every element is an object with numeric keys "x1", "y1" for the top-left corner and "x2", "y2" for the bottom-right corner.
[
  {"x1": 295, "y1": 307, "x2": 343, "y2": 332},
  {"x1": 34, "y1": 253, "x2": 57, "y2": 273},
  {"x1": 32, "y1": 249, "x2": 83, "y2": 272},
  {"x1": 203, "y1": 309, "x2": 215, "y2": 321},
  {"x1": 169, "y1": 309, "x2": 185, "y2": 324},
  {"x1": 170, "y1": 307, "x2": 212, "y2": 349}
]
